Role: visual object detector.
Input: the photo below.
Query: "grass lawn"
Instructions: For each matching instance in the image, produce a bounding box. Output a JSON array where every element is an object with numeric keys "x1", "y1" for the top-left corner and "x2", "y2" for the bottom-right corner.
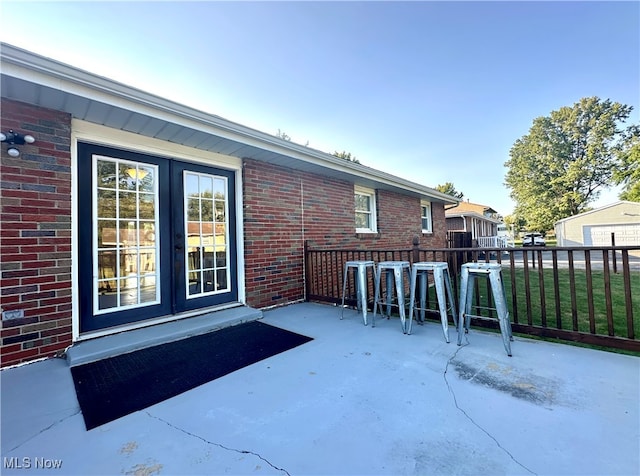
[{"x1": 466, "y1": 267, "x2": 640, "y2": 340}]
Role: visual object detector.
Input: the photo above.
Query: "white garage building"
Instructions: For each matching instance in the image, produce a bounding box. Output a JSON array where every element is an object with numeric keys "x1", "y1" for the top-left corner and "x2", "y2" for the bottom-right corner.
[{"x1": 555, "y1": 201, "x2": 640, "y2": 247}]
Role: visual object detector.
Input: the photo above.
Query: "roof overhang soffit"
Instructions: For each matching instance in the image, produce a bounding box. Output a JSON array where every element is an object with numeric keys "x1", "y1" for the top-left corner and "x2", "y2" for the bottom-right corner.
[{"x1": 0, "y1": 43, "x2": 456, "y2": 205}]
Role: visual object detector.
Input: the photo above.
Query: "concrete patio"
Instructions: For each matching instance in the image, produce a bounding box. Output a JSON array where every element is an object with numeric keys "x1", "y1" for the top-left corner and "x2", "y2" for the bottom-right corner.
[{"x1": 1, "y1": 302, "x2": 639, "y2": 476}]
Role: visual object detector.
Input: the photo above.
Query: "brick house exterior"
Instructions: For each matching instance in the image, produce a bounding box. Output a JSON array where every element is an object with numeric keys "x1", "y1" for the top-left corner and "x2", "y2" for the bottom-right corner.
[
  {"x1": 1, "y1": 99, "x2": 73, "y2": 366},
  {"x1": 1, "y1": 44, "x2": 455, "y2": 367}
]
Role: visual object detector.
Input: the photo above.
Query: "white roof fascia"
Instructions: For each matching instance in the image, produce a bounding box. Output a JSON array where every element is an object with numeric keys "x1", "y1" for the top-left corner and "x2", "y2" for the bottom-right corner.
[{"x1": 0, "y1": 43, "x2": 456, "y2": 205}]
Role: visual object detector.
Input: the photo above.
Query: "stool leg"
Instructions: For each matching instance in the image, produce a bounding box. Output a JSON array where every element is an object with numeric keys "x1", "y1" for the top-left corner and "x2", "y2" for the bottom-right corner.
[
  {"x1": 357, "y1": 265, "x2": 368, "y2": 326},
  {"x1": 354, "y1": 273, "x2": 361, "y2": 313},
  {"x1": 408, "y1": 267, "x2": 417, "y2": 335},
  {"x1": 407, "y1": 267, "x2": 413, "y2": 331},
  {"x1": 457, "y1": 268, "x2": 469, "y2": 345},
  {"x1": 500, "y1": 275, "x2": 514, "y2": 342},
  {"x1": 394, "y1": 267, "x2": 407, "y2": 333},
  {"x1": 433, "y1": 268, "x2": 450, "y2": 343},
  {"x1": 465, "y1": 274, "x2": 476, "y2": 333},
  {"x1": 373, "y1": 266, "x2": 381, "y2": 327},
  {"x1": 419, "y1": 271, "x2": 427, "y2": 324},
  {"x1": 444, "y1": 269, "x2": 458, "y2": 328},
  {"x1": 489, "y1": 270, "x2": 512, "y2": 356},
  {"x1": 341, "y1": 264, "x2": 349, "y2": 320},
  {"x1": 385, "y1": 270, "x2": 394, "y2": 318}
]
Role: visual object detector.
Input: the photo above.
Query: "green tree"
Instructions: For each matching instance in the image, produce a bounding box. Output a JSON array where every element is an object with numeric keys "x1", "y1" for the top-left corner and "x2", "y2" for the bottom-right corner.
[
  {"x1": 435, "y1": 182, "x2": 464, "y2": 199},
  {"x1": 333, "y1": 150, "x2": 360, "y2": 164},
  {"x1": 504, "y1": 97, "x2": 635, "y2": 231},
  {"x1": 614, "y1": 125, "x2": 640, "y2": 202},
  {"x1": 504, "y1": 214, "x2": 527, "y2": 234}
]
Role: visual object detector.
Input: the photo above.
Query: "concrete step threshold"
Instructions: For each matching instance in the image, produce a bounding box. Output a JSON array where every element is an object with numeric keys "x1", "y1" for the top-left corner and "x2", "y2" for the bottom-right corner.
[{"x1": 66, "y1": 304, "x2": 263, "y2": 367}]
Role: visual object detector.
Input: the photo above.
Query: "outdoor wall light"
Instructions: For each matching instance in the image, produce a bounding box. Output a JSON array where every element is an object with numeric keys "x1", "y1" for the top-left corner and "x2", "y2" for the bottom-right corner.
[{"x1": 0, "y1": 130, "x2": 36, "y2": 158}]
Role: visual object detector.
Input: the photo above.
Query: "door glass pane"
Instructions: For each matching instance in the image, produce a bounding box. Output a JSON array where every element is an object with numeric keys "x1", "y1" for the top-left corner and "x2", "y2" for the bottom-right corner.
[
  {"x1": 203, "y1": 270, "x2": 215, "y2": 293},
  {"x1": 184, "y1": 171, "x2": 230, "y2": 298},
  {"x1": 140, "y1": 249, "x2": 157, "y2": 304},
  {"x1": 97, "y1": 220, "x2": 116, "y2": 248},
  {"x1": 139, "y1": 193, "x2": 155, "y2": 219},
  {"x1": 138, "y1": 222, "x2": 156, "y2": 246},
  {"x1": 202, "y1": 199, "x2": 214, "y2": 221},
  {"x1": 200, "y1": 175, "x2": 213, "y2": 196},
  {"x1": 215, "y1": 201, "x2": 225, "y2": 222},
  {"x1": 213, "y1": 178, "x2": 225, "y2": 197},
  {"x1": 138, "y1": 166, "x2": 154, "y2": 192},
  {"x1": 216, "y1": 269, "x2": 228, "y2": 290},
  {"x1": 119, "y1": 220, "x2": 138, "y2": 246},
  {"x1": 94, "y1": 155, "x2": 160, "y2": 314},
  {"x1": 215, "y1": 246, "x2": 227, "y2": 267},
  {"x1": 118, "y1": 163, "x2": 138, "y2": 191},
  {"x1": 119, "y1": 192, "x2": 137, "y2": 219},
  {"x1": 187, "y1": 199, "x2": 200, "y2": 221},
  {"x1": 185, "y1": 173, "x2": 199, "y2": 196},
  {"x1": 97, "y1": 190, "x2": 116, "y2": 218}
]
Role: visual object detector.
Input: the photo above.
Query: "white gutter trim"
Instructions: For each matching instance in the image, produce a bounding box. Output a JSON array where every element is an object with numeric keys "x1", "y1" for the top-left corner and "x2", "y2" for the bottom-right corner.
[{"x1": 1, "y1": 43, "x2": 457, "y2": 205}]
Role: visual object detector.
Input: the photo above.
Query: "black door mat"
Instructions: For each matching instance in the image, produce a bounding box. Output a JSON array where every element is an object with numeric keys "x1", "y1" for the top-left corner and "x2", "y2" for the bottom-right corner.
[{"x1": 71, "y1": 320, "x2": 313, "y2": 430}]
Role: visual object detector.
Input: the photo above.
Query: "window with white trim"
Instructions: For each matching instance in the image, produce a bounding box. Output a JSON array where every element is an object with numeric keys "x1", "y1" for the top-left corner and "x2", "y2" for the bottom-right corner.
[
  {"x1": 355, "y1": 186, "x2": 377, "y2": 233},
  {"x1": 421, "y1": 201, "x2": 432, "y2": 233}
]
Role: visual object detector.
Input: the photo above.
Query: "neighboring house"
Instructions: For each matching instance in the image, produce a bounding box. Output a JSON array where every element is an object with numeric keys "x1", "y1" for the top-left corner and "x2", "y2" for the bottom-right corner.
[
  {"x1": 0, "y1": 44, "x2": 457, "y2": 367},
  {"x1": 555, "y1": 201, "x2": 640, "y2": 247},
  {"x1": 444, "y1": 200, "x2": 505, "y2": 247}
]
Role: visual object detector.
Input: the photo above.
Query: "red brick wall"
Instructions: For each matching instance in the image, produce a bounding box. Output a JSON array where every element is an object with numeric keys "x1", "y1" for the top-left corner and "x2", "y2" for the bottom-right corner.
[
  {"x1": 242, "y1": 160, "x2": 305, "y2": 308},
  {"x1": 242, "y1": 159, "x2": 447, "y2": 308},
  {"x1": 431, "y1": 201, "x2": 447, "y2": 245},
  {"x1": 1, "y1": 99, "x2": 72, "y2": 367}
]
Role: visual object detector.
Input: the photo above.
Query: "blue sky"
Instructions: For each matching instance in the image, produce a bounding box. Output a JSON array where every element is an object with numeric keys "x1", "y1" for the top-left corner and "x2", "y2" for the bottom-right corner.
[{"x1": 1, "y1": 1, "x2": 638, "y2": 216}]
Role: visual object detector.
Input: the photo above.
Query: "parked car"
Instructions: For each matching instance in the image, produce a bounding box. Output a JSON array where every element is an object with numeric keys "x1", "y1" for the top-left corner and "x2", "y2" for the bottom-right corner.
[{"x1": 522, "y1": 233, "x2": 546, "y2": 247}]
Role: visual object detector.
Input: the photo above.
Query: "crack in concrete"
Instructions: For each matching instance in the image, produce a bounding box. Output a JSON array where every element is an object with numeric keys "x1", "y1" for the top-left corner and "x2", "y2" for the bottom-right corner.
[
  {"x1": 443, "y1": 345, "x2": 537, "y2": 476},
  {"x1": 7, "y1": 408, "x2": 82, "y2": 453},
  {"x1": 146, "y1": 412, "x2": 291, "y2": 476}
]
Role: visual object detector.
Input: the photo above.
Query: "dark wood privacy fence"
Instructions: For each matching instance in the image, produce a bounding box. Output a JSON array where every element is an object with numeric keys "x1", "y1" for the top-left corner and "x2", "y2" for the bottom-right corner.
[{"x1": 304, "y1": 241, "x2": 640, "y2": 352}]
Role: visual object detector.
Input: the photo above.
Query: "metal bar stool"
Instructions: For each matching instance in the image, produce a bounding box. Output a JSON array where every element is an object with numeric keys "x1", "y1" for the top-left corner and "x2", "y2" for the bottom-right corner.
[
  {"x1": 341, "y1": 260, "x2": 376, "y2": 325},
  {"x1": 407, "y1": 262, "x2": 458, "y2": 341},
  {"x1": 373, "y1": 261, "x2": 411, "y2": 333},
  {"x1": 457, "y1": 262, "x2": 513, "y2": 356}
]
